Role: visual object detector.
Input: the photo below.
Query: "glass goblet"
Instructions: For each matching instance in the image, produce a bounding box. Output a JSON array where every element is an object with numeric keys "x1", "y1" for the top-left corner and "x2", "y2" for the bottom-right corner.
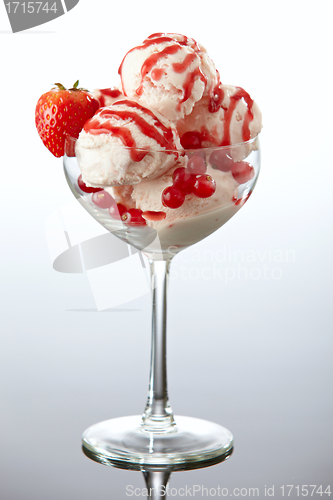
[{"x1": 63, "y1": 135, "x2": 260, "y2": 467}]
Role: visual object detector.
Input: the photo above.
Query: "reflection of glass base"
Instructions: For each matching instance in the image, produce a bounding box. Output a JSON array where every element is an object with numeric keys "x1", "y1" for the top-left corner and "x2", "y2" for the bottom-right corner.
[{"x1": 82, "y1": 415, "x2": 233, "y2": 469}]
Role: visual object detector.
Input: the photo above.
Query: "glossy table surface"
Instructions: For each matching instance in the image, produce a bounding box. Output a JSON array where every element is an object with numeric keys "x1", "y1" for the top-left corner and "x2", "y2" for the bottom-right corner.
[{"x1": 1, "y1": 221, "x2": 332, "y2": 499}]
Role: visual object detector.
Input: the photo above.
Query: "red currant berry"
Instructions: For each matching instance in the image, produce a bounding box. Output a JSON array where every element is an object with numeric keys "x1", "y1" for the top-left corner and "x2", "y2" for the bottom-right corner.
[
  {"x1": 231, "y1": 162, "x2": 255, "y2": 184},
  {"x1": 109, "y1": 203, "x2": 127, "y2": 219},
  {"x1": 209, "y1": 150, "x2": 233, "y2": 172},
  {"x1": 192, "y1": 175, "x2": 216, "y2": 198},
  {"x1": 123, "y1": 208, "x2": 147, "y2": 226},
  {"x1": 92, "y1": 190, "x2": 115, "y2": 209},
  {"x1": 187, "y1": 155, "x2": 207, "y2": 175},
  {"x1": 162, "y1": 186, "x2": 185, "y2": 209},
  {"x1": 77, "y1": 175, "x2": 103, "y2": 193},
  {"x1": 180, "y1": 131, "x2": 202, "y2": 149},
  {"x1": 173, "y1": 167, "x2": 195, "y2": 194}
]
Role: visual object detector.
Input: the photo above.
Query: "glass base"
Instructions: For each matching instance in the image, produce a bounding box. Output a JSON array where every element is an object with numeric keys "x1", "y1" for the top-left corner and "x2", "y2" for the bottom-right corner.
[{"x1": 82, "y1": 415, "x2": 233, "y2": 469}]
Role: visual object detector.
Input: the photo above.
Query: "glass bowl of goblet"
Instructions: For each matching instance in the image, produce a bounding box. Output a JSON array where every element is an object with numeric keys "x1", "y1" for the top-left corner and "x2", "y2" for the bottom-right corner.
[{"x1": 63, "y1": 135, "x2": 260, "y2": 468}]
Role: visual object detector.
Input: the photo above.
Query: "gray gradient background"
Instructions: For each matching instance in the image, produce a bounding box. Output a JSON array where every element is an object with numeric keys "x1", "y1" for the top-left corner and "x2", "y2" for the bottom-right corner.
[{"x1": 0, "y1": 1, "x2": 332, "y2": 498}]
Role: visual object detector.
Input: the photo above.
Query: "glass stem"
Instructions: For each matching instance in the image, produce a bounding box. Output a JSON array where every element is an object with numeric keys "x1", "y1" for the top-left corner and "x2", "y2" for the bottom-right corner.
[
  {"x1": 141, "y1": 258, "x2": 175, "y2": 433},
  {"x1": 143, "y1": 471, "x2": 171, "y2": 499}
]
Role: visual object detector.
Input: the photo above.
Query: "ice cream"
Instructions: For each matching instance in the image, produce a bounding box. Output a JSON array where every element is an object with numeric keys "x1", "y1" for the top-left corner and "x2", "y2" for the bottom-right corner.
[
  {"x1": 73, "y1": 32, "x2": 262, "y2": 251},
  {"x1": 76, "y1": 99, "x2": 184, "y2": 187},
  {"x1": 177, "y1": 84, "x2": 262, "y2": 151},
  {"x1": 107, "y1": 162, "x2": 238, "y2": 228},
  {"x1": 119, "y1": 33, "x2": 220, "y2": 122}
]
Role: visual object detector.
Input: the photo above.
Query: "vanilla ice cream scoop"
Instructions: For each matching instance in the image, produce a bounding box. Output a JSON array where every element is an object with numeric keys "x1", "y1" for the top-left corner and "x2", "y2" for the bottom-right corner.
[
  {"x1": 119, "y1": 33, "x2": 220, "y2": 122},
  {"x1": 177, "y1": 84, "x2": 262, "y2": 151},
  {"x1": 76, "y1": 99, "x2": 183, "y2": 187}
]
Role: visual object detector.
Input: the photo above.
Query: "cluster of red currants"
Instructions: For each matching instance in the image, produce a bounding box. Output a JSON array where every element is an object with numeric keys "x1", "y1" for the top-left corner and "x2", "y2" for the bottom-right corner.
[
  {"x1": 77, "y1": 175, "x2": 147, "y2": 226},
  {"x1": 162, "y1": 153, "x2": 216, "y2": 209},
  {"x1": 162, "y1": 148, "x2": 255, "y2": 210},
  {"x1": 77, "y1": 147, "x2": 255, "y2": 224}
]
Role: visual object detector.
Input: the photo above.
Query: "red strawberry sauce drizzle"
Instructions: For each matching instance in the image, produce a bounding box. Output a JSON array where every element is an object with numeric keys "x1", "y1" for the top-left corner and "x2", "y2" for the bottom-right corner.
[
  {"x1": 136, "y1": 45, "x2": 180, "y2": 94},
  {"x1": 118, "y1": 33, "x2": 206, "y2": 109},
  {"x1": 178, "y1": 67, "x2": 207, "y2": 109},
  {"x1": 151, "y1": 68, "x2": 164, "y2": 81},
  {"x1": 221, "y1": 87, "x2": 254, "y2": 146},
  {"x1": 233, "y1": 190, "x2": 252, "y2": 206},
  {"x1": 83, "y1": 100, "x2": 179, "y2": 162},
  {"x1": 97, "y1": 88, "x2": 122, "y2": 107},
  {"x1": 172, "y1": 52, "x2": 197, "y2": 73},
  {"x1": 142, "y1": 211, "x2": 167, "y2": 221}
]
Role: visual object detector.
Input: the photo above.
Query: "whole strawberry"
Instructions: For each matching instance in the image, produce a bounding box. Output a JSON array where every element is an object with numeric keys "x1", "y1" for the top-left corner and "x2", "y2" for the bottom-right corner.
[{"x1": 35, "y1": 80, "x2": 100, "y2": 158}]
